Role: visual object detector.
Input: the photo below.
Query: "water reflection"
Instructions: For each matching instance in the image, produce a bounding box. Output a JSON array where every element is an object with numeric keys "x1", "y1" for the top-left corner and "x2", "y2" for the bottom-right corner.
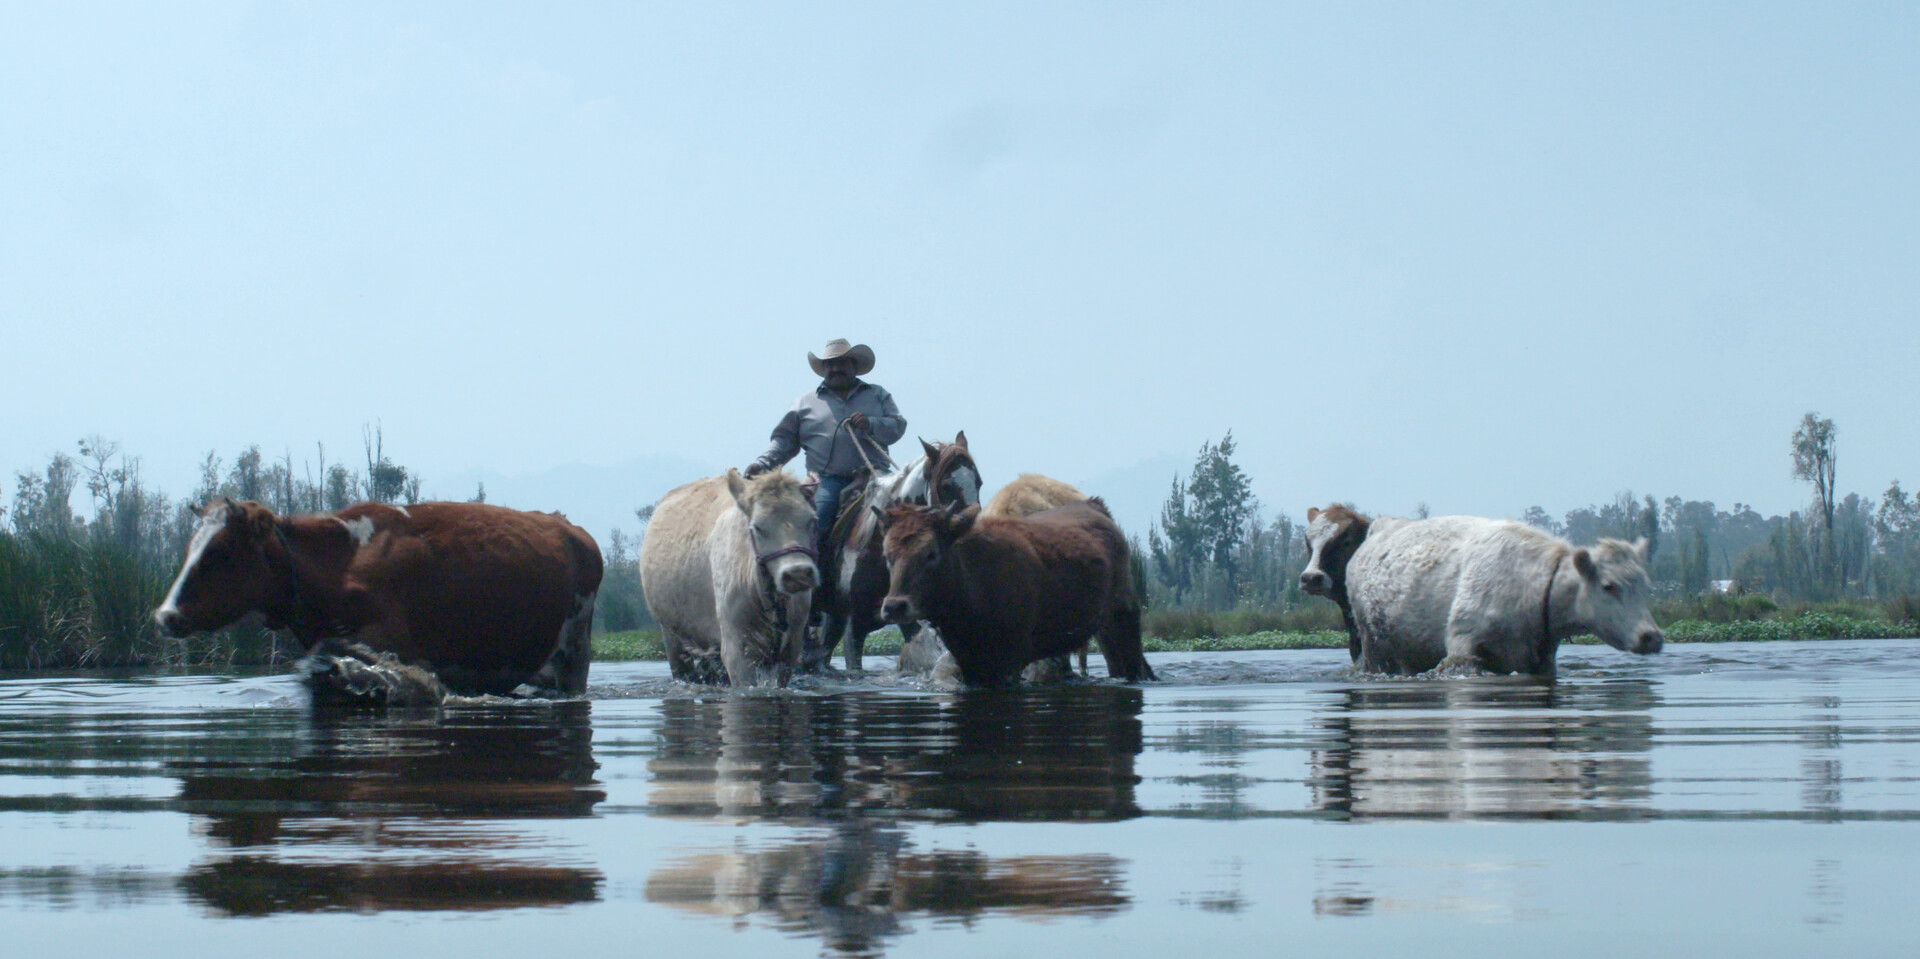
[
  {"x1": 171, "y1": 702, "x2": 605, "y2": 915},
  {"x1": 648, "y1": 684, "x2": 1146, "y2": 822},
  {"x1": 646, "y1": 822, "x2": 1128, "y2": 956},
  {"x1": 1311, "y1": 679, "x2": 1657, "y2": 820},
  {"x1": 643, "y1": 685, "x2": 1144, "y2": 954}
]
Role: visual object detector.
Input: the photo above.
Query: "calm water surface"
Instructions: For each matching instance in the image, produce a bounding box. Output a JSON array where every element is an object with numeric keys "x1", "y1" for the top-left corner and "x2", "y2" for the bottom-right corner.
[{"x1": 6, "y1": 640, "x2": 1919, "y2": 957}]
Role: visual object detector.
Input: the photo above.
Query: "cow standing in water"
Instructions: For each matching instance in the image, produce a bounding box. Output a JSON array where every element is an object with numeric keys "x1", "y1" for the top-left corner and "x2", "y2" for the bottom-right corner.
[
  {"x1": 1298, "y1": 504, "x2": 1372, "y2": 662},
  {"x1": 878, "y1": 499, "x2": 1154, "y2": 686},
  {"x1": 640, "y1": 469, "x2": 820, "y2": 687},
  {"x1": 154, "y1": 499, "x2": 603, "y2": 700},
  {"x1": 1345, "y1": 515, "x2": 1664, "y2": 677}
]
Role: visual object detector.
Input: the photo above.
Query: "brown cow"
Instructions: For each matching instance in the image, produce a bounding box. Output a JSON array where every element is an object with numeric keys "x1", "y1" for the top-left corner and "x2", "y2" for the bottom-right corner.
[
  {"x1": 878, "y1": 499, "x2": 1154, "y2": 685},
  {"x1": 154, "y1": 499, "x2": 603, "y2": 698},
  {"x1": 982, "y1": 473, "x2": 1094, "y2": 679},
  {"x1": 1298, "y1": 504, "x2": 1371, "y2": 662}
]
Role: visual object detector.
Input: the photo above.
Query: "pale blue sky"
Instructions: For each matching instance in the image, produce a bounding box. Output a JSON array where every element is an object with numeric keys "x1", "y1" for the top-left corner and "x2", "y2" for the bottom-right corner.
[{"x1": 4, "y1": 2, "x2": 1915, "y2": 538}]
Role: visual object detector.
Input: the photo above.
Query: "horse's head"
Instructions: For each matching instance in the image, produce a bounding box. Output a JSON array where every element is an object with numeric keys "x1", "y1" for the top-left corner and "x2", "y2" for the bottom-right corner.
[
  {"x1": 154, "y1": 499, "x2": 284, "y2": 637},
  {"x1": 919, "y1": 431, "x2": 981, "y2": 509}
]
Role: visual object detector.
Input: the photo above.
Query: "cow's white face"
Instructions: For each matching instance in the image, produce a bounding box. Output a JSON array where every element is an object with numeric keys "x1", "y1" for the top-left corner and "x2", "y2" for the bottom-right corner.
[
  {"x1": 729, "y1": 469, "x2": 819, "y2": 597},
  {"x1": 1571, "y1": 538, "x2": 1663, "y2": 654},
  {"x1": 153, "y1": 500, "x2": 278, "y2": 637},
  {"x1": 1299, "y1": 506, "x2": 1366, "y2": 597}
]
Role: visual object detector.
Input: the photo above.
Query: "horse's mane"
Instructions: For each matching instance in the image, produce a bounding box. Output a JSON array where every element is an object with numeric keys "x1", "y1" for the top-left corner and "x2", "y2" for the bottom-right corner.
[{"x1": 867, "y1": 453, "x2": 929, "y2": 512}]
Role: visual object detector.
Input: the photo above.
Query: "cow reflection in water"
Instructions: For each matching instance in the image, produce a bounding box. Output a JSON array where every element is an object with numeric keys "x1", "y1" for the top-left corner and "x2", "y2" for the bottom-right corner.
[
  {"x1": 647, "y1": 824, "x2": 1128, "y2": 951},
  {"x1": 173, "y1": 702, "x2": 604, "y2": 916},
  {"x1": 1311, "y1": 679, "x2": 1657, "y2": 820},
  {"x1": 644, "y1": 686, "x2": 1142, "y2": 951}
]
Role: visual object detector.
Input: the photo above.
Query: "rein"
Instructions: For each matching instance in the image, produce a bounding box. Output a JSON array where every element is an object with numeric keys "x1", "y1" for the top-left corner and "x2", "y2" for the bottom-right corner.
[{"x1": 835, "y1": 415, "x2": 895, "y2": 474}]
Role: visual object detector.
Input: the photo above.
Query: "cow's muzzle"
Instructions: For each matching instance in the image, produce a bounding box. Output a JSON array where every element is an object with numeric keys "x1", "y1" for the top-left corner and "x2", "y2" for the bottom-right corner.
[
  {"x1": 778, "y1": 563, "x2": 818, "y2": 594},
  {"x1": 881, "y1": 595, "x2": 916, "y2": 624},
  {"x1": 154, "y1": 607, "x2": 188, "y2": 638},
  {"x1": 1299, "y1": 569, "x2": 1331, "y2": 595},
  {"x1": 1631, "y1": 628, "x2": 1665, "y2": 655}
]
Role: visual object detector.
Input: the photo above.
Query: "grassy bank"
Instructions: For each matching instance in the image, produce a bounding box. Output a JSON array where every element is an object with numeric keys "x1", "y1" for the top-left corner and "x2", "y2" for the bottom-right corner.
[{"x1": 590, "y1": 612, "x2": 1918, "y2": 662}]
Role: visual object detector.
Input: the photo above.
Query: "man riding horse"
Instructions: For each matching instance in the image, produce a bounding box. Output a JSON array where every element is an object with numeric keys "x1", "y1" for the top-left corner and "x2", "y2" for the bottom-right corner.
[{"x1": 744, "y1": 338, "x2": 907, "y2": 613}]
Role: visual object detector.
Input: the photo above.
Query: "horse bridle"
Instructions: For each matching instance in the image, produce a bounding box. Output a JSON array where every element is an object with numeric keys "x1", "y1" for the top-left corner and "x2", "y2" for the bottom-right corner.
[
  {"x1": 923, "y1": 446, "x2": 977, "y2": 509},
  {"x1": 747, "y1": 523, "x2": 816, "y2": 636},
  {"x1": 748, "y1": 525, "x2": 818, "y2": 569}
]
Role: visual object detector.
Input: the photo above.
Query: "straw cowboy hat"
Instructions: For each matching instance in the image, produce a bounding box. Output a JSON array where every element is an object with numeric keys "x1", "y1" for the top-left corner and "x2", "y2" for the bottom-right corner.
[{"x1": 808, "y1": 338, "x2": 876, "y2": 376}]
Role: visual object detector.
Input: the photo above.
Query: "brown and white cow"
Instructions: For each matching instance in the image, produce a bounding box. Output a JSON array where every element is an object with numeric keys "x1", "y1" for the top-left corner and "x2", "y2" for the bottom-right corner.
[
  {"x1": 878, "y1": 499, "x2": 1154, "y2": 686},
  {"x1": 640, "y1": 469, "x2": 819, "y2": 687},
  {"x1": 1298, "y1": 504, "x2": 1372, "y2": 662},
  {"x1": 154, "y1": 499, "x2": 603, "y2": 698},
  {"x1": 1346, "y1": 515, "x2": 1664, "y2": 677}
]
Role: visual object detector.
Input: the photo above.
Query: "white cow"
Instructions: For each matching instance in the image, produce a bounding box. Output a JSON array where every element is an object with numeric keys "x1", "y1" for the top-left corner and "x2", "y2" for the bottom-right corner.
[
  {"x1": 641, "y1": 469, "x2": 819, "y2": 686},
  {"x1": 1346, "y1": 515, "x2": 1663, "y2": 677}
]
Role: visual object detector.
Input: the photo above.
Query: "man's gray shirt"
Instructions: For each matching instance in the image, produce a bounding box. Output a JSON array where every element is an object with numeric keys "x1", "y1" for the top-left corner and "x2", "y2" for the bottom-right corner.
[{"x1": 751, "y1": 380, "x2": 907, "y2": 478}]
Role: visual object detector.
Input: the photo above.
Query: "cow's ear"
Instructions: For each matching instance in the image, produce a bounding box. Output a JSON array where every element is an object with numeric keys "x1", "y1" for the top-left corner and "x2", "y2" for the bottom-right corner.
[
  {"x1": 224, "y1": 498, "x2": 244, "y2": 521},
  {"x1": 726, "y1": 468, "x2": 750, "y2": 512},
  {"x1": 953, "y1": 430, "x2": 967, "y2": 449},
  {"x1": 1572, "y1": 548, "x2": 1598, "y2": 582},
  {"x1": 1307, "y1": 507, "x2": 1322, "y2": 522},
  {"x1": 1630, "y1": 537, "x2": 1649, "y2": 560},
  {"x1": 921, "y1": 438, "x2": 940, "y2": 462}
]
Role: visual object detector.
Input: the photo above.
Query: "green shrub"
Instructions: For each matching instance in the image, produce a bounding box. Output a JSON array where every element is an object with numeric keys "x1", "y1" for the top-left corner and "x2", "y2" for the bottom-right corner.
[
  {"x1": 1660, "y1": 611, "x2": 1914, "y2": 643},
  {"x1": 1145, "y1": 600, "x2": 1342, "y2": 641}
]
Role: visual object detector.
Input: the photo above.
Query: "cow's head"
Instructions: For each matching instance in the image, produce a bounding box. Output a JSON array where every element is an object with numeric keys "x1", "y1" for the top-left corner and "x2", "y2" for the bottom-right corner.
[
  {"x1": 153, "y1": 499, "x2": 283, "y2": 637},
  {"x1": 727, "y1": 468, "x2": 818, "y2": 596},
  {"x1": 1570, "y1": 537, "x2": 1664, "y2": 655},
  {"x1": 1299, "y1": 504, "x2": 1370, "y2": 596},
  {"x1": 877, "y1": 501, "x2": 976, "y2": 623}
]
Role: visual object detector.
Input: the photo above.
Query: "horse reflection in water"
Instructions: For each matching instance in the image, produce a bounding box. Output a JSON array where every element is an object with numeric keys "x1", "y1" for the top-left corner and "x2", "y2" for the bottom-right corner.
[
  {"x1": 1310, "y1": 679, "x2": 1658, "y2": 821},
  {"x1": 644, "y1": 686, "x2": 1142, "y2": 952},
  {"x1": 171, "y1": 701, "x2": 605, "y2": 916}
]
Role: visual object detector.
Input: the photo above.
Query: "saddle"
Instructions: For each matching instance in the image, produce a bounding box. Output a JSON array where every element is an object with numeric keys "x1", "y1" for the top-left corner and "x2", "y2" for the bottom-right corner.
[{"x1": 805, "y1": 469, "x2": 873, "y2": 600}]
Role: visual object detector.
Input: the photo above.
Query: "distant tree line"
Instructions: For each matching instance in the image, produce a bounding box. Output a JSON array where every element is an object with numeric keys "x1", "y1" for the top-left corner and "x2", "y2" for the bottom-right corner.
[{"x1": 1519, "y1": 414, "x2": 1916, "y2": 604}]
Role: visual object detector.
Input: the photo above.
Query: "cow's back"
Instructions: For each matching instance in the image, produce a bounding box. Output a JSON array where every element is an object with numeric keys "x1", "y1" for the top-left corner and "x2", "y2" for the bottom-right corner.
[
  {"x1": 967, "y1": 502, "x2": 1134, "y2": 662},
  {"x1": 342, "y1": 501, "x2": 602, "y2": 687},
  {"x1": 983, "y1": 474, "x2": 1086, "y2": 519},
  {"x1": 1349, "y1": 515, "x2": 1567, "y2": 674},
  {"x1": 1347, "y1": 516, "x2": 1483, "y2": 672},
  {"x1": 639, "y1": 477, "x2": 732, "y2": 655}
]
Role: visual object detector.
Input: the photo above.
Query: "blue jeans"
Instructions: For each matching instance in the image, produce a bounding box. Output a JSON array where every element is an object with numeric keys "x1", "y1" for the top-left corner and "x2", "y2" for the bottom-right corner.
[{"x1": 814, "y1": 473, "x2": 853, "y2": 558}]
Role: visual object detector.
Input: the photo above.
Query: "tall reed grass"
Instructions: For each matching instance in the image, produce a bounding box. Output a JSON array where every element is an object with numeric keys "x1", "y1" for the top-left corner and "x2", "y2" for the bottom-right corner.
[{"x1": 0, "y1": 530, "x2": 297, "y2": 669}]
